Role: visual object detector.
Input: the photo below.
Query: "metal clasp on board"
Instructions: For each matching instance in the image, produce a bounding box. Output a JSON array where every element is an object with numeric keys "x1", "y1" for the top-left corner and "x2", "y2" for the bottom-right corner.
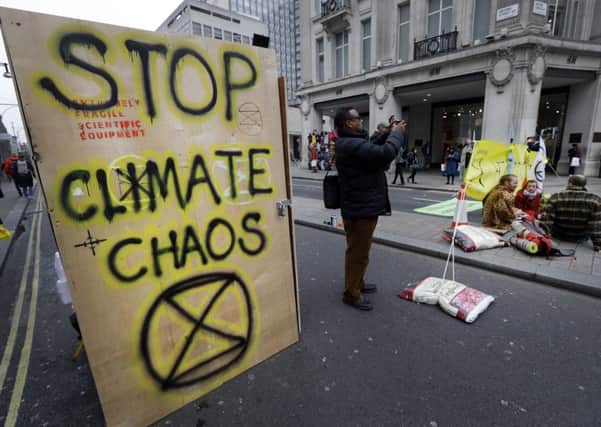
[{"x1": 276, "y1": 199, "x2": 292, "y2": 217}]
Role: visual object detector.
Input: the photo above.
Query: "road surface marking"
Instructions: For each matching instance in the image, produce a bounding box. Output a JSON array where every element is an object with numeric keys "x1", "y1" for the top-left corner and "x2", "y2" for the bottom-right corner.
[
  {"x1": 5, "y1": 197, "x2": 43, "y2": 427},
  {"x1": 413, "y1": 197, "x2": 444, "y2": 202},
  {"x1": 0, "y1": 196, "x2": 40, "y2": 394}
]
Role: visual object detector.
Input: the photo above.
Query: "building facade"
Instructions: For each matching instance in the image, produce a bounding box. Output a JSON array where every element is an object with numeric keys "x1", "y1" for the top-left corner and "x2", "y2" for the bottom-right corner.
[
  {"x1": 298, "y1": 0, "x2": 601, "y2": 177},
  {"x1": 157, "y1": 1, "x2": 268, "y2": 48},
  {"x1": 219, "y1": 0, "x2": 301, "y2": 104}
]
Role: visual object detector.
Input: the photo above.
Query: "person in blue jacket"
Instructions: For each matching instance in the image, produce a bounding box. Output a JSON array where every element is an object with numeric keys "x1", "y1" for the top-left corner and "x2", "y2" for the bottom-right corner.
[{"x1": 445, "y1": 146, "x2": 460, "y2": 185}]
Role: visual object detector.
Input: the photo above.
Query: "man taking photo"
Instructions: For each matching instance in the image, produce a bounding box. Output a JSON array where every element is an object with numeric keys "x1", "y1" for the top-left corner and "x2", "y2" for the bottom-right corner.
[{"x1": 334, "y1": 108, "x2": 406, "y2": 311}]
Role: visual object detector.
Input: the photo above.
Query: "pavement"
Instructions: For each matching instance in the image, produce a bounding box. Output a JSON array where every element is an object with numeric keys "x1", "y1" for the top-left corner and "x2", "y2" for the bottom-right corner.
[
  {"x1": 291, "y1": 164, "x2": 601, "y2": 298},
  {"x1": 0, "y1": 178, "x2": 32, "y2": 276}
]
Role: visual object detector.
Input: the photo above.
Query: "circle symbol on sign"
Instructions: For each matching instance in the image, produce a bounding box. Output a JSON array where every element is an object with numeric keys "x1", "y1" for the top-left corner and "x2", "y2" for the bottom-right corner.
[
  {"x1": 140, "y1": 272, "x2": 253, "y2": 390},
  {"x1": 237, "y1": 102, "x2": 263, "y2": 136}
]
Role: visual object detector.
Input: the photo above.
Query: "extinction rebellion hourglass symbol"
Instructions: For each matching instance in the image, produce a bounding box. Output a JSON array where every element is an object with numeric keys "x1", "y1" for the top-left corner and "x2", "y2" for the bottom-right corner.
[
  {"x1": 74, "y1": 229, "x2": 107, "y2": 256},
  {"x1": 140, "y1": 272, "x2": 254, "y2": 390}
]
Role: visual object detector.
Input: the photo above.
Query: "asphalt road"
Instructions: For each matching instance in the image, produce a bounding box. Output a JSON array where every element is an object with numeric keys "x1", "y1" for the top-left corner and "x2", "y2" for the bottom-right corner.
[
  {"x1": 292, "y1": 177, "x2": 484, "y2": 223},
  {"x1": 1, "y1": 216, "x2": 600, "y2": 426}
]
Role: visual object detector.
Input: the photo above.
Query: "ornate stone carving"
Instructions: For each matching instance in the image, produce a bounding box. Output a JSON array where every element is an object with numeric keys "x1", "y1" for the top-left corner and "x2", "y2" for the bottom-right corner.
[
  {"x1": 300, "y1": 98, "x2": 311, "y2": 117},
  {"x1": 488, "y1": 48, "x2": 516, "y2": 93},
  {"x1": 527, "y1": 44, "x2": 547, "y2": 89},
  {"x1": 374, "y1": 78, "x2": 389, "y2": 105}
]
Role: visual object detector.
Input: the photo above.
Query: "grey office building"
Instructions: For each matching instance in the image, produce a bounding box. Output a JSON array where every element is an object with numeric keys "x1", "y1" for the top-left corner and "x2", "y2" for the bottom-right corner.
[{"x1": 228, "y1": 0, "x2": 301, "y2": 104}]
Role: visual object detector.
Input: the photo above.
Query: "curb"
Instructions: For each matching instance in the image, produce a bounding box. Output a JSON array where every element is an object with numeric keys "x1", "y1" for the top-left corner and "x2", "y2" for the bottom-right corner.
[
  {"x1": 292, "y1": 175, "x2": 458, "y2": 194},
  {"x1": 0, "y1": 196, "x2": 32, "y2": 277},
  {"x1": 294, "y1": 219, "x2": 601, "y2": 299}
]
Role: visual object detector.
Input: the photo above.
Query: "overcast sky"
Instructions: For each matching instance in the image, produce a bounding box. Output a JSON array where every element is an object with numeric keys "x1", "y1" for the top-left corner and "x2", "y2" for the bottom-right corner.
[{"x1": 0, "y1": 0, "x2": 183, "y2": 142}]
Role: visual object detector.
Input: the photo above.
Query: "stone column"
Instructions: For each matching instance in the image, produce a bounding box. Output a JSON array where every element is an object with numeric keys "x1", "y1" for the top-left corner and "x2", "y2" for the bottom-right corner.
[
  {"x1": 562, "y1": 76, "x2": 601, "y2": 176},
  {"x1": 368, "y1": 80, "x2": 401, "y2": 134},
  {"x1": 482, "y1": 46, "x2": 544, "y2": 144}
]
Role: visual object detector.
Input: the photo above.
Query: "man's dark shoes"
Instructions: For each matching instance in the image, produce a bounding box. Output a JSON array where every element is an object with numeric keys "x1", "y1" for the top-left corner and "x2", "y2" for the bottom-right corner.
[
  {"x1": 342, "y1": 295, "x2": 373, "y2": 311},
  {"x1": 362, "y1": 283, "x2": 377, "y2": 294}
]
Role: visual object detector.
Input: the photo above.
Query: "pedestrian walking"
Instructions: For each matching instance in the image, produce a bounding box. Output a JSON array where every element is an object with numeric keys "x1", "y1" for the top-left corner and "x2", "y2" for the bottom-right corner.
[
  {"x1": 568, "y1": 143, "x2": 581, "y2": 175},
  {"x1": 3, "y1": 154, "x2": 22, "y2": 196},
  {"x1": 335, "y1": 107, "x2": 406, "y2": 311},
  {"x1": 391, "y1": 144, "x2": 406, "y2": 185},
  {"x1": 12, "y1": 153, "x2": 35, "y2": 198},
  {"x1": 407, "y1": 148, "x2": 419, "y2": 184},
  {"x1": 445, "y1": 146, "x2": 460, "y2": 185}
]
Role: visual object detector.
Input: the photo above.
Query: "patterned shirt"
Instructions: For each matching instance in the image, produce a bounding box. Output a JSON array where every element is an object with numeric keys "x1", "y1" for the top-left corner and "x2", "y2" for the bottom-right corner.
[{"x1": 540, "y1": 187, "x2": 601, "y2": 250}]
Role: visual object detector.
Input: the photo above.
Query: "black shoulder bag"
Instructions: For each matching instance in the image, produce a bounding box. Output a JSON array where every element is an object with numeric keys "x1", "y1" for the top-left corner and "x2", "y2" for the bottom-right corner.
[{"x1": 323, "y1": 169, "x2": 340, "y2": 209}]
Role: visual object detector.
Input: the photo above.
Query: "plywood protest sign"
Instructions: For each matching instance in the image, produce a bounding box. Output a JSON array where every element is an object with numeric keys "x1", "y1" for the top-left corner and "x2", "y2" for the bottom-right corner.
[{"x1": 0, "y1": 8, "x2": 299, "y2": 426}]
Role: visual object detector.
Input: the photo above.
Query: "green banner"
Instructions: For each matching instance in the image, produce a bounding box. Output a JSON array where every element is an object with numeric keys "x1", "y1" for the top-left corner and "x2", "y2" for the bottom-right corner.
[{"x1": 414, "y1": 198, "x2": 482, "y2": 217}]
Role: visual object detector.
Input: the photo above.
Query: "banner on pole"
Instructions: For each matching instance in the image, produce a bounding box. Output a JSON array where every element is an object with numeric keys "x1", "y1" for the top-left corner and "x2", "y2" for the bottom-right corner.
[{"x1": 464, "y1": 140, "x2": 538, "y2": 200}]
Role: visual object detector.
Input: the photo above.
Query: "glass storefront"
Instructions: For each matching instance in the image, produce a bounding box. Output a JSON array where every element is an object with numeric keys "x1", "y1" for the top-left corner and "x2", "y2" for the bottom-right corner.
[{"x1": 431, "y1": 99, "x2": 484, "y2": 164}]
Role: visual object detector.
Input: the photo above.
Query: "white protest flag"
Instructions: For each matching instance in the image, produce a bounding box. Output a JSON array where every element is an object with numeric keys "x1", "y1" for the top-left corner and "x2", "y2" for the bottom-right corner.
[{"x1": 528, "y1": 136, "x2": 547, "y2": 191}]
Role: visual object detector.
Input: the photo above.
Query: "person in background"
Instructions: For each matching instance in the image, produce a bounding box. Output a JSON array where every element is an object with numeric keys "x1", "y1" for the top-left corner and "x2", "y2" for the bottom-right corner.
[
  {"x1": 568, "y1": 143, "x2": 581, "y2": 175},
  {"x1": 335, "y1": 107, "x2": 406, "y2": 311},
  {"x1": 445, "y1": 146, "x2": 460, "y2": 185},
  {"x1": 540, "y1": 175, "x2": 601, "y2": 253},
  {"x1": 514, "y1": 179, "x2": 542, "y2": 219},
  {"x1": 12, "y1": 153, "x2": 36, "y2": 198},
  {"x1": 482, "y1": 174, "x2": 519, "y2": 231},
  {"x1": 407, "y1": 148, "x2": 419, "y2": 184},
  {"x1": 3, "y1": 154, "x2": 22, "y2": 196},
  {"x1": 391, "y1": 142, "x2": 406, "y2": 185}
]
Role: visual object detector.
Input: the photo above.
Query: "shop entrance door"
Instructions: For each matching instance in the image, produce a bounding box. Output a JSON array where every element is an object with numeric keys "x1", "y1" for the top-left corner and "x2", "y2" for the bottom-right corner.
[{"x1": 538, "y1": 90, "x2": 569, "y2": 168}]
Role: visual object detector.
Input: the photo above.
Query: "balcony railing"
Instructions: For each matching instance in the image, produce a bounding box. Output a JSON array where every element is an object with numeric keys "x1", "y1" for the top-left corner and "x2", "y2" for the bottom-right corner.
[
  {"x1": 320, "y1": 0, "x2": 351, "y2": 18},
  {"x1": 414, "y1": 28, "x2": 458, "y2": 61}
]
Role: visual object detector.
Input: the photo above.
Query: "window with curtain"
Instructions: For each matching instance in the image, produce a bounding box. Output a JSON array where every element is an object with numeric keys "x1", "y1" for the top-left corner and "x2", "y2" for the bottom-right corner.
[
  {"x1": 335, "y1": 30, "x2": 349, "y2": 78},
  {"x1": 316, "y1": 38, "x2": 324, "y2": 82},
  {"x1": 398, "y1": 3, "x2": 410, "y2": 62},
  {"x1": 473, "y1": 0, "x2": 491, "y2": 41},
  {"x1": 361, "y1": 19, "x2": 372, "y2": 71},
  {"x1": 427, "y1": 0, "x2": 453, "y2": 36}
]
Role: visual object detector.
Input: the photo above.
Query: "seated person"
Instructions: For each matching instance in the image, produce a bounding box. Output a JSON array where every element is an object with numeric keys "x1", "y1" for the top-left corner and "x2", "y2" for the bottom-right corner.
[
  {"x1": 482, "y1": 174, "x2": 519, "y2": 231},
  {"x1": 514, "y1": 179, "x2": 542, "y2": 218},
  {"x1": 540, "y1": 175, "x2": 601, "y2": 253}
]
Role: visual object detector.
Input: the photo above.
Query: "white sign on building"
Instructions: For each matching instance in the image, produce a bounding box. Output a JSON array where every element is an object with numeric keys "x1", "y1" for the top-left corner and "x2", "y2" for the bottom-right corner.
[
  {"x1": 533, "y1": 1, "x2": 548, "y2": 16},
  {"x1": 496, "y1": 4, "x2": 520, "y2": 21}
]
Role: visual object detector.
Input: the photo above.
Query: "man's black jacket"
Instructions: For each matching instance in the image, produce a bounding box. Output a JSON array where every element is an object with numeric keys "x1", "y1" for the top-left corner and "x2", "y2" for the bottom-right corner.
[{"x1": 335, "y1": 129, "x2": 404, "y2": 219}]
